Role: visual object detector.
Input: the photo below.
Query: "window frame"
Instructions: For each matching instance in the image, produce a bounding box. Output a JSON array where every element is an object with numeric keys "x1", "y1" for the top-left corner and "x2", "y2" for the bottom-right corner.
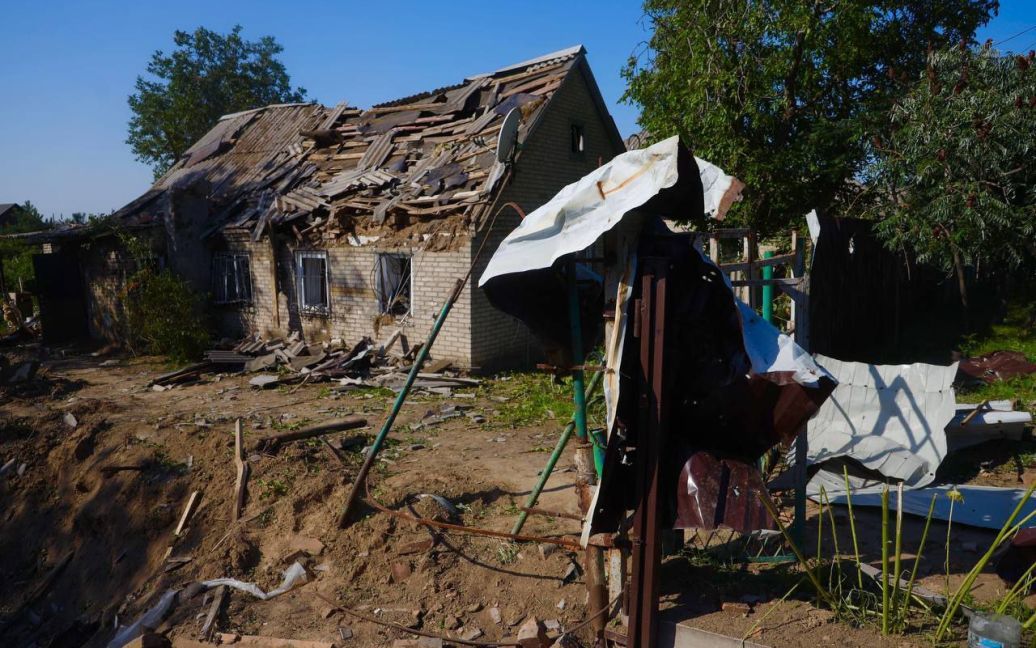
[
  {"x1": 212, "y1": 252, "x2": 253, "y2": 305},
  {"x1": 374, "y1": 252, "x2": 414, "y2": 318},
  {"x1": 570, "y1": 122, "x2": 586, "y2": 158},
  {"x1": 295, "y1": 249, "x2": 330, "y2": 315}
]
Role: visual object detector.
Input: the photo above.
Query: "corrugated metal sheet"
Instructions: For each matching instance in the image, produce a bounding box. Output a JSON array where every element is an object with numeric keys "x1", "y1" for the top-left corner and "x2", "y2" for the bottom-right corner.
[{"x1": 801, "y1": 354, "x2": 958, "y2": 488}]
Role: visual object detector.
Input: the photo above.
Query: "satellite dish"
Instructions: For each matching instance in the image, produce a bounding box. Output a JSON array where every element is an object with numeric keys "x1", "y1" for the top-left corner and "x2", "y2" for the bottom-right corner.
[{"x1": 496, "y1": 108, "x2": 521, "y2": 164}]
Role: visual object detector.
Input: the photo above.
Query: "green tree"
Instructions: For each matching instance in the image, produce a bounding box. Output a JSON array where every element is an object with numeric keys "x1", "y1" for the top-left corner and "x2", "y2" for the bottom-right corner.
[
  {"x1": 622, "y1": 0, "x2": 996, "y2": 233},
  {"x1": 0, "y1": 201, "x2": 50, "y2": 294},
  {"x1": 869, "y1": 44, "x2": 1036, "y2": 315},
  {"x1": 127, "y1": 25, "x2": 307, "y2": 177}
]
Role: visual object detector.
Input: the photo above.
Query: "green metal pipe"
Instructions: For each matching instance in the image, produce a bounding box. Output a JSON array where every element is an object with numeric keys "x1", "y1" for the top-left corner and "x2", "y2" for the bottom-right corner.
[
  {"x1": 337, "y1": 279, "x2": 464, "y2": 528},
  {"x1": 762, "y1": 249, "x2": 774, "y2": 323},
  {"x1": 510, "y1": 371, "x2": 603, "y2": 536},
  {"x1": 566, "y1": 258, "x2": 604, "y2": 476}
]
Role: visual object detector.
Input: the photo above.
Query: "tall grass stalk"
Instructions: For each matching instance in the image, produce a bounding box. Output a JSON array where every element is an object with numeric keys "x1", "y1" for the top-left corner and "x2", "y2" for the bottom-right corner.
[
  {"x1": 995, "y1": 560, "x2": 1036, "y2": 615},
  {"x1": 757, "y1": 490, "x2": 839, "y2": 609},
  {"x1": 934, "y1": 481, "x2": 1036, "y2": 641},
  {"x1": 843, "y1": 466, "x2": 864, "y2": 590},
  {"x1": 816, "y1": 484, "x2": 825, "y2": 590},
  {"x1": 820, "y1": 488, "x2": 844, "y2": 599},
  {"x1": 890, "y1": 483, "x2": 904, "y2": 620},
  {"x1": 945, "y1": 488, "x2": 959, "y2": 596},
  {"x1": 881, "y1": 485, "x2": 890, "y2": 635},
  {"x1": 742, "y1": 578, "x2": 804, "y2": 642},
  {"x1": 896, "y1": 493, "x2": 937, "y2": 631}
]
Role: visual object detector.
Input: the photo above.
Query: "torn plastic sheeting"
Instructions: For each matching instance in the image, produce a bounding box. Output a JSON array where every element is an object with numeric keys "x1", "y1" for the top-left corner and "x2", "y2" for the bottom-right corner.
[
  {"x1": 201, "y1": 561, "x2": 308, "y2": 600},
  {"x1": 106, "y1": 589, "x2": 178, "y2": 648},
  {"x1": 798, "y1": 355, "x2": 958, "y2": 489}
]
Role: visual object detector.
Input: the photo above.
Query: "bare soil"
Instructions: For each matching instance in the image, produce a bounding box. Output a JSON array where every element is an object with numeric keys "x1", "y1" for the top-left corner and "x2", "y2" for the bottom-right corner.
[{"x1": 0, "y1": 345, "x2": 1031, "y2": 647}]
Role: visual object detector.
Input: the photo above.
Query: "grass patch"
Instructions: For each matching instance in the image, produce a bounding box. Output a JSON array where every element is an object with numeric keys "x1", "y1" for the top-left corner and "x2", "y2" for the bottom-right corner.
[
  {"x1": 957, "y1": 302, "x2": 1036, "y2": 416},
  {"x1": 487, "y1": 371, "x2": 607, "y2": 428}
]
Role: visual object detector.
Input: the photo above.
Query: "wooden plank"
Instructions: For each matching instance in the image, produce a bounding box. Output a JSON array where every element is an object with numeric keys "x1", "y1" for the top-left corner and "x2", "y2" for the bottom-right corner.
[
  {"x1": 708, "y1": 227, "x2": 751, "y2": 239},
  {"x1": 719, "y1": 252, "x2": 798, "y2": 274},
  {"x1": 200, "y1": 584, "x2": 226, "y2": 640},
  {"x1": 254, "y1": 416, "x2": 368, "y2": 450},
  {"x1": 174, "y1": 490, "x2": 200, "y2": 536},
  {"x1": 729, "y1": 278, "x2": 803, "y2": 288},
  {"x1": 233, "y1": 419, "x2": 248, "y2": 521}
]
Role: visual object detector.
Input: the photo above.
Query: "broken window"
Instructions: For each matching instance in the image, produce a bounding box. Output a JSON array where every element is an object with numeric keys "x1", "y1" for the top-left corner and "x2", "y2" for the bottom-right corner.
[
  {"x1": 212, "y1": 253, "x2": 252, "y2": 304},
  {"x1": 375, "y1": 253, "x2": 412, "y2": 317},
  {"x1": 570, "y1": 123, "x2": 585, "y2": 154},
  {"x1": 295, "y1": 250, "x2": 329, "y2": 313}
]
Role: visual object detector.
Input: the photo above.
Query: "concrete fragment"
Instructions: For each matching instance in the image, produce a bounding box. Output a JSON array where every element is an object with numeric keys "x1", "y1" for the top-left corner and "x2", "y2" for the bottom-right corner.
[
  {"x1": 391, "y1": 639, "x2": 442, "y2": 648},
  {"x1": 516, "y1": 616, "x2": 549, "y2": 648},
  {"x1": 489, "y1": 607, "x2": 502, "y2": 624},
  {"x1": 390, "y1": 561, "x2": 412, "y2": 583},
  {"x1": 288, "y1": 536, "x2": 325, "y2": 556}
]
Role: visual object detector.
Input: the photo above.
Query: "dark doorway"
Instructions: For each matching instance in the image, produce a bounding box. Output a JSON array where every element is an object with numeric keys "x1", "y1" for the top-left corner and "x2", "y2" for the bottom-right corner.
[{"x1": 33, "y1": 252, "x2": 88, "y2": 344}]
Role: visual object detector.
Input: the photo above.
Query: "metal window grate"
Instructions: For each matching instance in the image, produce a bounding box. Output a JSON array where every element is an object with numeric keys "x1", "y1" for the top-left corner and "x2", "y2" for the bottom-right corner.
[
  {"x1": 374, "y1": 253, "x2": 412, "y2": 316},
  {"x1": 296, "y1": 250, "x2": 329, "y2": 313},
  {"x1": 212, "y1": 254, "x2": 253, "y2": 304}
]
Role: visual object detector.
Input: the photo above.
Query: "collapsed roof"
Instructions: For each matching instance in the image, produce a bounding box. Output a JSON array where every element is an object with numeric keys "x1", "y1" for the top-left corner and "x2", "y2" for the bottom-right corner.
[{"x1": 102, "y1": 45, "x2": 621, "y2": 251}]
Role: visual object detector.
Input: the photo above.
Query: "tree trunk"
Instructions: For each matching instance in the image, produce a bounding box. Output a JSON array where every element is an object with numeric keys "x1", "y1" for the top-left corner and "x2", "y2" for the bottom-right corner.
[{"x1": 951, "y1": 246, "x2": 971, "y2": 332}]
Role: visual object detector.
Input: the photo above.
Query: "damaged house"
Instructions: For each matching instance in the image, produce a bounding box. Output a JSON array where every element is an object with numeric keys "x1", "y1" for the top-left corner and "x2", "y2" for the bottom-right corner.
[{"x1": 25, "y1": 46, "x2": 625, "y2": 369}]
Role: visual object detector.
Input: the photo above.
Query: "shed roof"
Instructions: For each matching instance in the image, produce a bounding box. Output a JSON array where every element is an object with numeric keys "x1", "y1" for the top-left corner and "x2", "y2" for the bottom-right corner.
[{"x1": 107, "y1": 45, "x2": 621, "y2": 250}]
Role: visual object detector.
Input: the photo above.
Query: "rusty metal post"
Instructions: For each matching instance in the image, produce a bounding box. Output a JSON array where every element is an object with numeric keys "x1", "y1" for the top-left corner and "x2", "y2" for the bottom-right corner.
[{"x1": 627, "y1": 258, "x2": 669, "y2": 648}]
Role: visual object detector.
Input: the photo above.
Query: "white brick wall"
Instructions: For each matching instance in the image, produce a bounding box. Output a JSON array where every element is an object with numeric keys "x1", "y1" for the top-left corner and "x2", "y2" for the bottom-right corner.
[{"x1": 214, "y1": 62, "x2": 622, "y2": 371}]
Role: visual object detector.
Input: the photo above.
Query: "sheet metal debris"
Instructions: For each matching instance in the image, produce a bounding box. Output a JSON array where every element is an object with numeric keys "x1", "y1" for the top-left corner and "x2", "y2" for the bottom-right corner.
[
  {"x1": 479, "y1": 137, "x2": 834, "y2": 543},
  {"x1": 801, "y1": 354, "x2": 958, "y2": 490}
]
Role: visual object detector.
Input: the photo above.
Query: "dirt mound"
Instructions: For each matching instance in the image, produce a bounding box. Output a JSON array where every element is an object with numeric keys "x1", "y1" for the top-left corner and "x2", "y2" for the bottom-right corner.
[{"x1": 0, "y1": 355, "x2": 592, "y2": 647}]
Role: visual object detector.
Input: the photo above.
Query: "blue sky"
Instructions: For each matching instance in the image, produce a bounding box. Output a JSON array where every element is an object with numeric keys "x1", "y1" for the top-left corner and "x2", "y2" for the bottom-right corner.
[{"x1": 1, "y1": 0, "x2": 1034, "y2": 219}]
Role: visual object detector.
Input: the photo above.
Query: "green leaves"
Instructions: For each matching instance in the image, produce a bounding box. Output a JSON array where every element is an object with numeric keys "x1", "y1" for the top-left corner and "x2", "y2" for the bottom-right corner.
[
  {"x1": 622, "y1": 0, "x2": 995, "y2": 234},
  {"x1": 870, "y1": 45, "x2": 1036, "y2": 275},
  {"x1": 127, "y1": 25, "x2": 307, "y2": 177}
]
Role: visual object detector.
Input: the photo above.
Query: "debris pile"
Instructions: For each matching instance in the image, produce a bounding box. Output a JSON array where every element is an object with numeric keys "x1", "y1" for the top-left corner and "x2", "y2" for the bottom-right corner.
[{"x1": 149, "y1": 332, "x2": 479, "y2": 395}]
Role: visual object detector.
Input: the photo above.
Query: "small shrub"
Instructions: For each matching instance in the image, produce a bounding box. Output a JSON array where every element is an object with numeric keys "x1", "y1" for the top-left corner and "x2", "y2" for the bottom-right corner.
[{"x1": 123, "y1": 267, "x2": 210, "y2": 363}]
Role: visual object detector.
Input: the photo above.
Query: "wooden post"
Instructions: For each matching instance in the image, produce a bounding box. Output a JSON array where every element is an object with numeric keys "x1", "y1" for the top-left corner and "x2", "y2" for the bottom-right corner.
[
  {"x1": 708, "y1": 234, "x2": 719, "y2": 264},
  {"x1": 744, "y1": 230, "x2": 758, "y2": 309},
  {"x1": 233, "y1": 419, "x2": 249, "y2": 521},
  {"x1": 269, "y1": 233, "x2": 281, "y2": 330},
  {"x1": 790, "y1": 230, "x2": 811, "y2": 352}
]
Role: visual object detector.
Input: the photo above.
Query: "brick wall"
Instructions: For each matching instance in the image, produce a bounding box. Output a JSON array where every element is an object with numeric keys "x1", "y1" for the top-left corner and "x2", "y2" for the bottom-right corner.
[
  {"x1": 469, "y1": 62, "x2": 625, "y2": 371},
  {"x1": 216, "y1": 235, "x2": 475, "y2": 366},
  {"x1": 78, "y1": 230, "x2": 164, "y2": 341}
]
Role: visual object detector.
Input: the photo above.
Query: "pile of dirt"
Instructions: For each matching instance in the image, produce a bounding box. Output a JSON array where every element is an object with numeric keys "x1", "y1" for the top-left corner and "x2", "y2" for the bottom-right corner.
[{"x1": 0, "y1": 352, "x2": 592, "y2": 647}]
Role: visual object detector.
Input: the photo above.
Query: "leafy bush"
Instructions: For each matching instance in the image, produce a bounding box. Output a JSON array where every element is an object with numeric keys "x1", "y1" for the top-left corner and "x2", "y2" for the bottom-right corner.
[{"x1": 123, "y1": 267, "x2": 209, "y2": 363}]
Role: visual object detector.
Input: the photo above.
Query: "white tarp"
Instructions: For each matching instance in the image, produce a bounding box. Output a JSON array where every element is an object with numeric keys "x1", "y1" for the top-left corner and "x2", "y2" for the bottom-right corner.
[
  {"x1": 801, "y1": 355, "x2": 958, "y2": 490},
  {"x1": 697, "y1": 156, "x2": 744, "y2": 220},
  {"x1": 480, "y1": 137, "x2": 685, "y2": 286},
  {"x1": 480, "y1": 137, "x2": 751, "y2": 285}
]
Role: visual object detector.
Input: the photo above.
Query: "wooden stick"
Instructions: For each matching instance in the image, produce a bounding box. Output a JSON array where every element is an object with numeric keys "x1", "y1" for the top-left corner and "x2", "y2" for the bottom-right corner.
[
  {"x1": 175, "y1": 491, "x2": 201, "y2": 536},
  {"x1": 201, "y1": 585, "x2": 227, "y2": 640},
  {"x1": 961, "y1": 400, "x2": 990, "y2": 426},
  {"x1": 233, "y1": 420, "x2": 248, "y2": 521},
  {"x1": 254, "y1": 416, "x2": 367, "y2": 450}
]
